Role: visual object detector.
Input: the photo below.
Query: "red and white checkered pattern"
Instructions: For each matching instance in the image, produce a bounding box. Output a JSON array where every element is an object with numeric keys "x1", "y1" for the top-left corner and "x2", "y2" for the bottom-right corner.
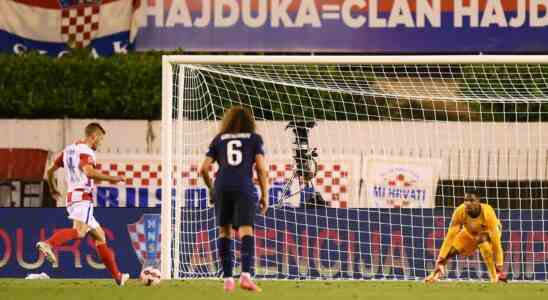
[
  {"x1": 96, "y1": 162, "x2": 162, "y2": 186},
  {"x1": 266, "y1": 163, "x2": 350, "y2": 208},
  {"x1": 127, "y1": 216, "x2": 161, "y2": 264},
  {"x1": 61, "y1": 4, "x2": 100, "y2": 48},
  {"x1": 96, "y1": 161, "x2": 349, "y2": 208}
]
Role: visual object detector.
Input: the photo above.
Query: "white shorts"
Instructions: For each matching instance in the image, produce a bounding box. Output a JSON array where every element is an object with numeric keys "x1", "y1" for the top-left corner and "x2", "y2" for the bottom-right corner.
[{"x1": 67, "y1": 201, "x2": 100, "y2": 229}]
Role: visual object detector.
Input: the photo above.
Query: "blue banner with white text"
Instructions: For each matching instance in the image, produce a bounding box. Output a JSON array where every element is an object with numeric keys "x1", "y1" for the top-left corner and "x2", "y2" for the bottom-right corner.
[
  {"x1": 1, "y1": 208, "x2": 547, "y2": 280},
  {"x1": 135, "y1": 0, "x2": 548, "y2": 53},
  {"x1": 0, "y1": 208, "x2": 158, "y2": 278}
]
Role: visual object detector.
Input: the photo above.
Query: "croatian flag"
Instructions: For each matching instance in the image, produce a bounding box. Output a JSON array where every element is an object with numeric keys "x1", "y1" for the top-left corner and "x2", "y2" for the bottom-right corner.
[{"x1": 0, "y1": 0, "x2": 142, "y2": 57}]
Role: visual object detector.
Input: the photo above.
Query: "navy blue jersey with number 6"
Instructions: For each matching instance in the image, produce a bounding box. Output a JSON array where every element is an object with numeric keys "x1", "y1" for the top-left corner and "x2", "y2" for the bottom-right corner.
[{"x1": 206, "y1": 132, "x2": 264, "y2": 192}]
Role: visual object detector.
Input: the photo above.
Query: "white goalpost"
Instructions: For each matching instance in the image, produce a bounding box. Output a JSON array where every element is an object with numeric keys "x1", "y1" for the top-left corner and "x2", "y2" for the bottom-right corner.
[{"x1": 161, "y1": 55, "x2": 548, "y2": 281}]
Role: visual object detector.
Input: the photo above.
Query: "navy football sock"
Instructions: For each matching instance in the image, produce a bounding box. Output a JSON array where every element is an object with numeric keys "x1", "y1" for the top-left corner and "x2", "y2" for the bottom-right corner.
[
  {"x1": 219, "y1": 237, "x2": 233, "y2": 278},
  {"x1": 240, "y1": 235, "x2": 254, "y2": 274}
]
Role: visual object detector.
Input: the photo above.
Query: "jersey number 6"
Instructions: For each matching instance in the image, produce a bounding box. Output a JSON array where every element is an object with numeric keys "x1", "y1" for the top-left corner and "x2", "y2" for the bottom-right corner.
[{"x1": 227, "y1": 140, "x2": 243, "y2": 166}]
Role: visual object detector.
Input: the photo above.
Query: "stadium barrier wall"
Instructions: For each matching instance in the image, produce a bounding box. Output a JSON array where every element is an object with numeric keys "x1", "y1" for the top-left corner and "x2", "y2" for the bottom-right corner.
[
  {"x1": 1, "y1": 120, "x2": 548, "y2": 207},
  {"x1": 2, "y1": 119, "x2": 548, "y2": 181},
  {"x1": 2, "y1": 119, "x2": 548, "y2": 159},
  {"x1": 0, "y1": 208, "x2": 547, "y2": 280}
]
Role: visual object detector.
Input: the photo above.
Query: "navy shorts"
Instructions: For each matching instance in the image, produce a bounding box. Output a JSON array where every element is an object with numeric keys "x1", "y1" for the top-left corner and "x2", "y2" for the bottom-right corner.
[{"x1": 214, "y1": 189, "x2": 257, "y2": 229}]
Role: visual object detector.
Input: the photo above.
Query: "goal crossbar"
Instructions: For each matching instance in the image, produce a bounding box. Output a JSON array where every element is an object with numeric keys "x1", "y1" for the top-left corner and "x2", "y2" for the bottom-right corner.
[{"x1": 163, "y1": 55, "x2": 548, "y2": 65}]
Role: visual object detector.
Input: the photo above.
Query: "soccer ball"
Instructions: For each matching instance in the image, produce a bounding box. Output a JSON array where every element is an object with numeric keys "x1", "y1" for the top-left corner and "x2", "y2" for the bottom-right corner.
[{"x1": 140, "y1": 267, "x2": 161, "y2": 286}]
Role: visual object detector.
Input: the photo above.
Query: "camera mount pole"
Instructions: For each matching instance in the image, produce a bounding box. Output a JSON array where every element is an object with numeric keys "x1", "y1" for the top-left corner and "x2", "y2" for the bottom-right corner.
[{"x1": 358, "y1": 151, "x2": 364, "y2": 204}]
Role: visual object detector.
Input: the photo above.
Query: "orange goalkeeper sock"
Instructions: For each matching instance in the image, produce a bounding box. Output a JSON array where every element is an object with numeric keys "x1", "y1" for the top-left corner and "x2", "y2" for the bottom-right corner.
[{"x1": 479, "y1": 242, "x2": 497, "y2": 282}]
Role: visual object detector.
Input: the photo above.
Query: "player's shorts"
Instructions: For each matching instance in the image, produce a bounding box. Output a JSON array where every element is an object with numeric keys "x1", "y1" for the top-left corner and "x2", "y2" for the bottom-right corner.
[
  {"x1": 214, "y1": 189, "x2": 257, "y2": 229},
  {"x1": 66, "y1": 200, "x2": 100, "y2": 230},
  {"x1": 452, "y1": 229, "x2": 480, "y2": 257}
]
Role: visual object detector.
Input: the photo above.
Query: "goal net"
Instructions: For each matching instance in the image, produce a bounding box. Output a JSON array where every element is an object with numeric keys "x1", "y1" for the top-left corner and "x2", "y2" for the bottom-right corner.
[{"x1": 161, "y1": 55, "x2": 548, "y2": 281}]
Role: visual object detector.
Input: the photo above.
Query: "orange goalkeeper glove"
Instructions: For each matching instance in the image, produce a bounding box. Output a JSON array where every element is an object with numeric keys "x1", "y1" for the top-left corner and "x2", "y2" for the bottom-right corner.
[
  {"x1": 496, "y1": 266, "x2": 508, "y2": 283},
  {"x1": 425, "y1": 259, "x2": 446, "y2": 283}
]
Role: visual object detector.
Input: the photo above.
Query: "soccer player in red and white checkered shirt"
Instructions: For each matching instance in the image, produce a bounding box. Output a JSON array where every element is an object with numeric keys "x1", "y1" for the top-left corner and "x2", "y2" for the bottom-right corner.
[{"x1": 36, "y1": 122, "x2": 129, "y2": 286}]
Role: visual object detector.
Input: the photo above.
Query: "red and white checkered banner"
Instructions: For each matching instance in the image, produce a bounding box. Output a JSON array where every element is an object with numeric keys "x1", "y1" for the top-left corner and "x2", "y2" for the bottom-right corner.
[
  {"x1": 95, "y1": 159, "x2": 353, "y2": 208},
  {"x1": 0, "y1": 0, "x2": 142, "y2": 57}
]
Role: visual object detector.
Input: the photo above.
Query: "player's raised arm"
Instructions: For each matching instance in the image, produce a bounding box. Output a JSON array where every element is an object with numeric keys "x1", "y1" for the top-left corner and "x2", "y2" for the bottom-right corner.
[{"x1": 255, "y1": 153, "x2": 268, "y2": 215}]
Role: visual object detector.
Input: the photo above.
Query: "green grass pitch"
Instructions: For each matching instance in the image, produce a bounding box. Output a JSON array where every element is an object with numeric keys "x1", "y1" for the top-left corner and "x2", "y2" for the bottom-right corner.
[{"x1": 0, "y1": 279, "x2": 546, "y2": 300}]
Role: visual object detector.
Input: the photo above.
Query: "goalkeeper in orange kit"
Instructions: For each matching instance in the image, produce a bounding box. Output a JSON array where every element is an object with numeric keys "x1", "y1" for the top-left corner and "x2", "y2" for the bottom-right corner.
[{"x1": 425, "y1": 188, "x2": 507, "y2": 283}]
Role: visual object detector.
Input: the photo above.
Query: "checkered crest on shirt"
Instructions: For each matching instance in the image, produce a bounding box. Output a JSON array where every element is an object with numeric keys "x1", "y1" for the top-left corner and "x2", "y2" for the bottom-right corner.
[{"x1": 60, "y1": 2, "x2": 100, "y2": 48}]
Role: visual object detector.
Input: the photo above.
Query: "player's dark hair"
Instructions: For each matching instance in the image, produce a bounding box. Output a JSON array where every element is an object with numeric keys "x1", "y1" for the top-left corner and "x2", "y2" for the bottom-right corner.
[
  {"x1": 219, "y1": 106, "x2": 256, "y2": 134},
  {"x1": 85, "y1": 122, "x2": 106, "y2": 136},
  {"x1": 464, "y1": 187, "x2": 482, "y2": 200}
]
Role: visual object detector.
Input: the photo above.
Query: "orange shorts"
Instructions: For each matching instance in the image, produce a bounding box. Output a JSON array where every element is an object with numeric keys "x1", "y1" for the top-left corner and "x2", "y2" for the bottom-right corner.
[{"x1": 452, "y1": 229, "x2": 479, "y2": 257}]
